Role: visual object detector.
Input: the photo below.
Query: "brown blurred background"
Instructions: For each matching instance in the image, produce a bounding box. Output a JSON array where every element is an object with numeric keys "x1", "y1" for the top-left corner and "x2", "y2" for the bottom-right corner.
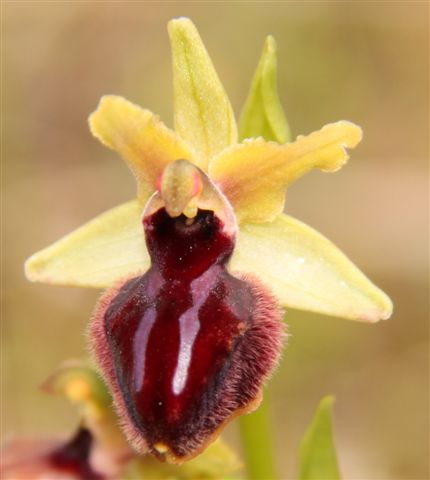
[{"x1": 2, "y1": 2, "x2": 428, "y2": 479}]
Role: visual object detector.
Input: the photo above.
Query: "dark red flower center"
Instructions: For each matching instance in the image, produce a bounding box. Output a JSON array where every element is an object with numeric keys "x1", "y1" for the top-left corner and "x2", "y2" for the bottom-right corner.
[{"x1": 91, "y1": 208, "x2": 283, "y2": 462}]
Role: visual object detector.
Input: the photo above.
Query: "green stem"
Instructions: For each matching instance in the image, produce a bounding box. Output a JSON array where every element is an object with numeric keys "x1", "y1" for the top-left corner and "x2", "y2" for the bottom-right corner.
[{"x1": 238, "y1": 393, "x2": 278, "y2": 480}]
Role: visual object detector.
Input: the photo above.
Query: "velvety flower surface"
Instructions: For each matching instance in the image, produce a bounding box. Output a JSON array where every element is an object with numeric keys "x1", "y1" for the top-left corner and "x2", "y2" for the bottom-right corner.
[{"x1": 25, "y1": 18, "x2": 392, "y2": 463}]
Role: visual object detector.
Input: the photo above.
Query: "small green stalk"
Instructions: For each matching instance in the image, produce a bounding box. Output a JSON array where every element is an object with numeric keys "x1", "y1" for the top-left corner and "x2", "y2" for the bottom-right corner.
[{"x1": 238, "y1": 394, "x2": 278, "y2": 480}]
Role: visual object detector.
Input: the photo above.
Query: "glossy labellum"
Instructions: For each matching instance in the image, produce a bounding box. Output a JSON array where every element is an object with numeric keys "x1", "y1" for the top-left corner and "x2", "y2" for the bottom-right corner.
[{"x1": 90, "y1": 163, "x2": 284, "y2": 463}]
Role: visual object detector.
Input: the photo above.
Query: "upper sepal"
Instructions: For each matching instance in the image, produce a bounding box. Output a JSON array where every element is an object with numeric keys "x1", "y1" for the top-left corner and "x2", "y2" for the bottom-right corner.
[{"x1": 168, "y1": 17, "x2": 237, "y2": 167}]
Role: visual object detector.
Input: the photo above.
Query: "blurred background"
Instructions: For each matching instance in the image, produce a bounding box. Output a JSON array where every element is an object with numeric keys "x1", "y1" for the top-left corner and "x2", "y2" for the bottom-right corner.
[{"x1": 2, "y1": 2, "x2": 428, "y2": 479}]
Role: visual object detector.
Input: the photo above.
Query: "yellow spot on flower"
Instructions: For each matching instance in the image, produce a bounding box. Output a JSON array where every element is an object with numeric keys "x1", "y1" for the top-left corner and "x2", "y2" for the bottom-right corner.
[
  {"x1": 65, "y1": 378, "x2": 91, "y2": 402},
  {"x1": 154, "y1": 442, "x2": 169, "y2": 454}
]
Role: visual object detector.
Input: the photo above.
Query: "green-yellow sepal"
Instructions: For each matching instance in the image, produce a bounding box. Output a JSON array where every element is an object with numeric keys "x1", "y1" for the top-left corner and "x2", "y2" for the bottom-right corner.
[{"x1": 168, "y1": 17, "x2": 237, "y2": 168}]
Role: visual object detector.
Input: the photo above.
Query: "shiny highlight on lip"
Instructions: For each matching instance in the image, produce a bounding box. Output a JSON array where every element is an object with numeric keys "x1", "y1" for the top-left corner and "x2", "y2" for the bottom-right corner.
[{"x1": 90, "y1": 208, "x2": 284, "y2": 462}]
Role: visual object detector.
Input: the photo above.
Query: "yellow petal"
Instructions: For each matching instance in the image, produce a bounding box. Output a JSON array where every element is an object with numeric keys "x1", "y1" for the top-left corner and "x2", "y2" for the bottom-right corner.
[
  {"x1": 230, "y1": 214, "x2": 392, "y2": 322},
  {"x1": 210, "y1": 121, "x2": 362, "y2": 223},
  {"x1": 25, "y1": 200, "x2": 149, "y2": 288},
  {"x1": 89, "y1": 95, "x2": 196, "y2": 202},
  {"x1": 168, "y1": 18, "x2": 237, "y2": 167}
]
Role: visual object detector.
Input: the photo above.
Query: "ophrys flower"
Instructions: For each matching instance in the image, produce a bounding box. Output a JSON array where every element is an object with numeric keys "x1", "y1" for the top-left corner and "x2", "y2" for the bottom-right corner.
[{"x1": 25, "y1": 18, "x2": 392, "y2": 463}]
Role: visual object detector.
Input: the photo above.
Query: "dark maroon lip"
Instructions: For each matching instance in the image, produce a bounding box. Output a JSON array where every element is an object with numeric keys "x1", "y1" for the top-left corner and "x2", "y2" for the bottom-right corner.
[{"x1": 91, "y1": 208, "x2": 284, "y2": 462}]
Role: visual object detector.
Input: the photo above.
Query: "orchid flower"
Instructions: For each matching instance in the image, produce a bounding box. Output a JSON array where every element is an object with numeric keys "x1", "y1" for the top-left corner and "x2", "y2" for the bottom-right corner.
[{"x1": 25, "y1": 18, "x2": 392, "y2": 464}]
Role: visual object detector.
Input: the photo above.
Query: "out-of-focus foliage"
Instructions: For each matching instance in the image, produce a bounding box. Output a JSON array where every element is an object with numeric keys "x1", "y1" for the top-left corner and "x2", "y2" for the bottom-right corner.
[{"x1": 298, "y1": 396, "x2": 340, "y2": 480}]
